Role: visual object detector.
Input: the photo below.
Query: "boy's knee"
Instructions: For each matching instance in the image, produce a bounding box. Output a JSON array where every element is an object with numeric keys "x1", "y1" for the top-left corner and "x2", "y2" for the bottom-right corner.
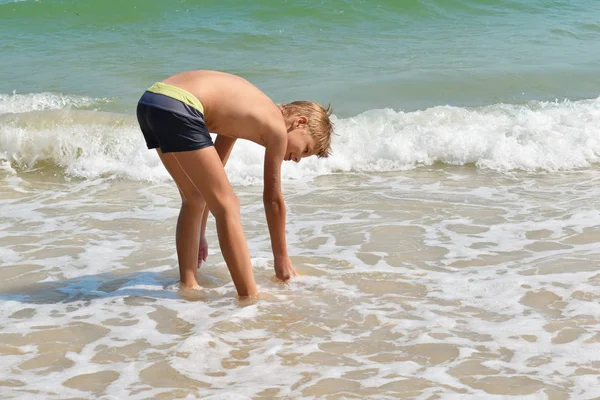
[
  {"x1": 211, "y1": 193, "x2": 240, "y2": 218},
  {"x1": 181, "y1": 191, "x2": 206, "y2": 212}
]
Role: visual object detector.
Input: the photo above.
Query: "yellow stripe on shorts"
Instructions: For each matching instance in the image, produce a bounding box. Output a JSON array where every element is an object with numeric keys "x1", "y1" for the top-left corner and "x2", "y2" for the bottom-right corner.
[{"x1": 147, "y1": 82, "x2": 204, "y2": 114}]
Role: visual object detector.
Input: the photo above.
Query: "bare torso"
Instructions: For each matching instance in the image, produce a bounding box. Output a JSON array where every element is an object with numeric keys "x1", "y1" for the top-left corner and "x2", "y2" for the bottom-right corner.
[{"x1": 162, "y1": 70, "x2": 285, "y2": 146}]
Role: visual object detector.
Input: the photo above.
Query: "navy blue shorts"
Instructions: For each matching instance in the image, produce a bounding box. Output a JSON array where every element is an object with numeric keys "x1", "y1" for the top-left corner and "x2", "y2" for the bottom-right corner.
[{"x1": 136, "y1": 91, "x2": 214, "y2": 153}]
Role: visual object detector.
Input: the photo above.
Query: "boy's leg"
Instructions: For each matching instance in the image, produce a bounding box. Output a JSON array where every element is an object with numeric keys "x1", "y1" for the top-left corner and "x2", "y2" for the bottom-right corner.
[
  {"x1": 156, "y1": 149, "x2": 205, "y2": 289},
  {"x1": 174, "y1": 186, "x2": 205, "y2": 288},
  {"x1": 157, "y1": 148, "x2": 258, "y2": 297}
]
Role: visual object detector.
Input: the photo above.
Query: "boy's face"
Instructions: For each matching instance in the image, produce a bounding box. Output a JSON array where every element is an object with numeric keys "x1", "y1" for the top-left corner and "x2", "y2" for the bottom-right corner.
[{"x1": 285, "y1": 117, "x2": 317, "y2": 163}]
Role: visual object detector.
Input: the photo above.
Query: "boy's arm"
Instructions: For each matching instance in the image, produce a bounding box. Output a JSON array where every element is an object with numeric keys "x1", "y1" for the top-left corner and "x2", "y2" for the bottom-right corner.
[
  {"x1": 263, "y1": 130, "x2": 296, "y2": 279},
  {"x1": 214, "y1": 134, "x2": 237, "y2": 165}
]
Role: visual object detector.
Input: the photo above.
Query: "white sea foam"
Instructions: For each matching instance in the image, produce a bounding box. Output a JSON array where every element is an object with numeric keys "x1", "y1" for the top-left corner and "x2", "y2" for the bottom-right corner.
[
  {"x1": 0, "y1": 91, "x2": 106, "y2": 114},
  {"x1": 1, "y1": 97, "x2": 600, "y2": 398},
  {"x1": 1, "y1": 95, "x2": 599, "y2": 184}
]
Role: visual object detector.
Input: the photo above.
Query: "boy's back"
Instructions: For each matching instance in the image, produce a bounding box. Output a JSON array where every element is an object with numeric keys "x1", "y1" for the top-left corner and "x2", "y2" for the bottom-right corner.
[{"x1": 162, "y1": 70, "x2": 284, "y2": 145}]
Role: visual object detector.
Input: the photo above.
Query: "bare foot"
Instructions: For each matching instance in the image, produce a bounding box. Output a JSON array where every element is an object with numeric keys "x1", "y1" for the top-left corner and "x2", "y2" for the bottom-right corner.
[{"x1": 178, "y1": 283, "x2": 204, "y2": 301}]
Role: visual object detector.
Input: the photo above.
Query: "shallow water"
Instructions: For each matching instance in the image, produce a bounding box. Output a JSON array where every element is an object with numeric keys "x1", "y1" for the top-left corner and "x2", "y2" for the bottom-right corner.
[{"x1": 1, "y1": 167, "x2": 599, "y2": 399}]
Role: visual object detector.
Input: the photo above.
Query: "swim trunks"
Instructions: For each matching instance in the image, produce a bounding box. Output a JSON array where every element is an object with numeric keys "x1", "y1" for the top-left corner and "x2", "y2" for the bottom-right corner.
[{"x1": 136, "y1": 82, "x2": 213, "y2": 153}]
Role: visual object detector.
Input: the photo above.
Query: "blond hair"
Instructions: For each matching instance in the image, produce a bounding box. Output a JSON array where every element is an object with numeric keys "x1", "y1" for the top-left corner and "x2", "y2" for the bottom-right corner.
[{"x1": 280, "y1": 101, "x2": 333, "y2": 158}]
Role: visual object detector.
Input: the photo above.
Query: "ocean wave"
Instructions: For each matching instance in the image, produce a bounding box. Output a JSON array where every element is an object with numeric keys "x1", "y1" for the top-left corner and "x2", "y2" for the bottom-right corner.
[
  {"x1": 0, "y1": 91, "x2": 110, "y2": 115},
  {"x1": 1, "y1": 97, "x2": 599, "y2": 183},
  {"x1": 332, "y1": 97, "x2": 600, "y2": 173}
]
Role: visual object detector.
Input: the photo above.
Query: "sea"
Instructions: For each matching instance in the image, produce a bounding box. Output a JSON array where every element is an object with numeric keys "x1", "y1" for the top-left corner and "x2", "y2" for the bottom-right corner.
[{"x1": 1, "y1": 0, "x2": 600, "y2": 399}]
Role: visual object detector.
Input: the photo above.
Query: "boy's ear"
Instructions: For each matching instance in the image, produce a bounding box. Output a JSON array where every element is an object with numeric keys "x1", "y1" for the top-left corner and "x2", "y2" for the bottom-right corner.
[{"x1": 297, "y1": 116, "x2": 308, "y2": 125}]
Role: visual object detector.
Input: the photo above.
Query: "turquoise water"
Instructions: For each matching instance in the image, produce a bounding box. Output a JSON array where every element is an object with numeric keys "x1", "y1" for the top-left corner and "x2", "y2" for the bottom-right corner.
[{"x1": 2, "y1": 0, "x2": 600, "y2": 116}]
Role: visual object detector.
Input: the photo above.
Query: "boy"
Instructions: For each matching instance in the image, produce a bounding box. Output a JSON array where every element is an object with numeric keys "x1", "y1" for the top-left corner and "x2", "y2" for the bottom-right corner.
[{"x1": 136, "y1": 70, "x2": 334, "y2": 297}]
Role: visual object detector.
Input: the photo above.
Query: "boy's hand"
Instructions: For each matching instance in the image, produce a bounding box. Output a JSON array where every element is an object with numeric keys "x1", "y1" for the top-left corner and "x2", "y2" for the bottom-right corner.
[
  {"x1": 274, "y1": 256, "x2": 298, "y2": 281},
  {"x1": 198, "y1": 235, "x2": 208, "y2": 268}
]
